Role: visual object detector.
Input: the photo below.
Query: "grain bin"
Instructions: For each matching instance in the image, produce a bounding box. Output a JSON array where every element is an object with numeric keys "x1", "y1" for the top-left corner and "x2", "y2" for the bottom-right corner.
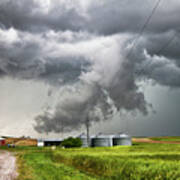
[
  {"x1": 78, "y1": 133, "x2": 88, "y2": 147},
  {"x1": 91, "y1": 133, "x2": 113, "y2": 147},
  {"x1": 113, "y1": 133, "x2": 132, "y2": 146}
]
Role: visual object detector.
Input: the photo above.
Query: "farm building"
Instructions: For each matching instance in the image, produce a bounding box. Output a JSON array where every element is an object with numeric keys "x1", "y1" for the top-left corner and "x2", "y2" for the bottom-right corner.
[
  {"x1": 0, "y1": 137, "x2": 6, "y2": 146},
  {"x1": 37, "y1": 139, "x2": 62, "y2": 147},
  {"x1": 44, "y1": 139, "x2": 62, "y2": 146},
  {"x1": 36, "y1": 133, "x2": 132, "y2": 148}
]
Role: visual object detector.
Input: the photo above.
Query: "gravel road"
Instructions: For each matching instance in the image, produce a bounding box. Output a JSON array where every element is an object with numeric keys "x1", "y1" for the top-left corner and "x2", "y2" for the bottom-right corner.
[{"x1": 0, "y1": 151, "x2": 18, "y2": 180}]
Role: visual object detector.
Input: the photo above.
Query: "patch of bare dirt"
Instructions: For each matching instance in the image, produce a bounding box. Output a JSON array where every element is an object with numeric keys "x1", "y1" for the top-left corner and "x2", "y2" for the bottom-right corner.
[
  {"x1": 133, "y1": 138, "x2": 180, "y2": 144},
  {"x1": 0, "y1": 151, "x2": 18, "y2": 180}
]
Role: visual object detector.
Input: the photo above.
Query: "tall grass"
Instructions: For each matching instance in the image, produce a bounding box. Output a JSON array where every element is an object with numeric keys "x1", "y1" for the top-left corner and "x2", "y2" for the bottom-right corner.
[
  {"x1": 52, "y1": 143, "x2": 180, "y2": 180},
  {"x1": 16, "y1": 150, "x2": 99, "y2": 180}
]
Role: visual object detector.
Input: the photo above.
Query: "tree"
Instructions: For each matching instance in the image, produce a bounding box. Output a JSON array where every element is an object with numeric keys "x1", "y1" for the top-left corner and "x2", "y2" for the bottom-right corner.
[{"x1": 61, "y1": 137, "x2": 82, "y2": 148}]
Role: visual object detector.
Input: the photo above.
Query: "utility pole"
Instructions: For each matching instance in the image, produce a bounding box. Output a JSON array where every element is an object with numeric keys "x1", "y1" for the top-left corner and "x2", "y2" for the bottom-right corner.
[
  {"x1": 61, "y1": 119, "x2": 64, "y2": 139},
  {"x1": 86, "y1": 116, "x2": 90, "y2": 147}
]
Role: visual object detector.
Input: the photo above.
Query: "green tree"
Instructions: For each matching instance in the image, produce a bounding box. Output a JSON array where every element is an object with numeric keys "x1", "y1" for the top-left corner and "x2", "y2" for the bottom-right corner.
[{"x1": 61, "y1": 137, "x2": 82, "y2": 148}]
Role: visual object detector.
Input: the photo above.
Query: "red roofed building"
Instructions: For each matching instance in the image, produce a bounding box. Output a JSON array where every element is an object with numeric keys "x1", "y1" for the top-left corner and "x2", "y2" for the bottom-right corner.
[{"x1": 0, "y1": 138, "x2": 6, "y2": 146}]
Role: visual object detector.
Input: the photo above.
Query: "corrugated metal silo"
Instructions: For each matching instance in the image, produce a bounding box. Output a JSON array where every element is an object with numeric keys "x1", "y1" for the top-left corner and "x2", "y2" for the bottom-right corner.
[
  {"x1": 91, "y1": 133, "x2": 113, "y2": 147},
  {"x1": 78, "y1": 133, "x2": 88, "y2": 147},
  {"x1": 113, "y1": 133, "x2": 132, "y2": 146}
]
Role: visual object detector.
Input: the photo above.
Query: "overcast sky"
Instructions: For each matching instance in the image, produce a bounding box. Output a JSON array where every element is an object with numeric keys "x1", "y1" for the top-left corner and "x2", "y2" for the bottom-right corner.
[{"x1": 0, "y1": 0, "x2": 180, "y2": 138}]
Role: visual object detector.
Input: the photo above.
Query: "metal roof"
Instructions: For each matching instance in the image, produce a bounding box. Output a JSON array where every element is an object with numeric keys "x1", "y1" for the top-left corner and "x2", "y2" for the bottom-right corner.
[
  {"x1": 38, "y1": 139, "x2": 62, "y2": 142},
  {"x1": 78, "y1": 133, "x2": 86, "y2": 138},
  {"x1": 93, "y1": 132, "x2": 131, "y2": 138},
  {"x1": 78, "y1": 133, "x2": 95, "y2": 139},
  {"x1": 113, "y1": 133, "x2": 131, "y2": 138},
  {"x1": 94, "y1": 133, "x2": 114, "y2": 138}
]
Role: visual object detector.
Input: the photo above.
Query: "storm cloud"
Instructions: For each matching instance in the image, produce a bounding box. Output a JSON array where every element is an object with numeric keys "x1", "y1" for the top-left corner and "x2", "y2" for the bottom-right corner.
[{"x1": 0, "y1": 0, "x2": 180, "y2": 134}]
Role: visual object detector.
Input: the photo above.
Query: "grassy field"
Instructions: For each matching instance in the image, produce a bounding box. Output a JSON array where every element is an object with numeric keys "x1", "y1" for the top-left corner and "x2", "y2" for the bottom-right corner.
[
  {"x1": 1, "y1": 142, "x2": 180, "y2": 180},
  {"x1": 52, "y1": 143, "x2": 180, "y2": 180},
  {"x1": 16, "y1": 150, "x2": 98, "y2": 180}
]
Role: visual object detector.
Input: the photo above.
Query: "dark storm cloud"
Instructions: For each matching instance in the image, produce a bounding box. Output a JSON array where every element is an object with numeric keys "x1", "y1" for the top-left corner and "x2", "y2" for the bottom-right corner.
[
  {"x1": 0, "y1": 68, "x2": 5, "y2": 76},
  {"x1": 107, "y1": 61, "x2": 149, "y2": 114},
  {"x1": 0, "y1": 0, "x2": 180, "y2": 133},
  {"x1": 1, "y1": 0, "x2": 180, "y2": 35},
  {"x1": 0, "y1": 29, "x2": 91, "y2": 84},
  {"x1": 88, "y1": 0, "x2": 180, "y2": 35},
  {"x1": 135, "y1": 51, "x2": 180, "y2": 87},
  {"x1": 0, "y1": 0, "x2": 85, "y2": 32},
  {"x1": 39, "y1": 58, "x2": 90, "y2": 85},
  {"x1": 133, "y1": 30, "x2": 180, "y2": 62},
  {"x1": 127, "y1": 31, "x2": 180, "y2": 88}
]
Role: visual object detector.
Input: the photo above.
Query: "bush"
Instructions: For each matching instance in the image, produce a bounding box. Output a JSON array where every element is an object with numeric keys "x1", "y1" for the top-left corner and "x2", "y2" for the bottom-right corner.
[{"x1": 61, "y1": 137, "x2": 82, "y2": 148}]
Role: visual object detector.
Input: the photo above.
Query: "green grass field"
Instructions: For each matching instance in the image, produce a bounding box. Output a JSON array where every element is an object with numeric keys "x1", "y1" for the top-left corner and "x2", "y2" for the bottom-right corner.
[
  {"x1": 1, "y1": 142, "x2": 180, "y2": 180},
  {"x1": 52, "y1": 143, "x2": 180, "y2": 180},
  {"x1": 17, "y1": 150, "x2": 98, "y2": 180}
]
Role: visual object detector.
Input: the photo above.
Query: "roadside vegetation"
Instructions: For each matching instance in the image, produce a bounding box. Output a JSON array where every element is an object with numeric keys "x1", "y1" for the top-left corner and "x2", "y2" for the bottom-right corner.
[{"x1": 1, "y1": 139, "x2": 180, "y2": 180}]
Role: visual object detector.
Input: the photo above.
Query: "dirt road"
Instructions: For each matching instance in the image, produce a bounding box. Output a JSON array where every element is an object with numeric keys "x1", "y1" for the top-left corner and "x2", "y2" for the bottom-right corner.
[{"x1": 0, "y1": 151, "x2": 18, "y2": 180}]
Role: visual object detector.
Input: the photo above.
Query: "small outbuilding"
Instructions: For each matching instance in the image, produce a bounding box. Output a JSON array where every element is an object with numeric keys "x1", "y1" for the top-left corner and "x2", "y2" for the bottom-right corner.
[
  {"x1": 43, "y1": 139, "x2": 62, "y2": 146},
  {"x1": 0, "y1": 137, "x2": 6, "y2": 146}
]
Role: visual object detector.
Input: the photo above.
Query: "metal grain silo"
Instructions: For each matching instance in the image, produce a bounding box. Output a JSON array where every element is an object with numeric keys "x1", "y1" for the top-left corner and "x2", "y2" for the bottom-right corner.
[
  {"x1": 113, "y1": 133, "x2": 132, "y2": 146},
  {"x1": 78, "y1": 133, "x2": 88, "y2": 147},
  {"x1": 91, "y1": 133, "x2": 113, "y2": 147}
]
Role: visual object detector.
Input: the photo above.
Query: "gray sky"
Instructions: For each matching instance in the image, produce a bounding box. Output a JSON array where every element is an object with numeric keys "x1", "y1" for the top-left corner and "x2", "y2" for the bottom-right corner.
[{"x1": 0, "y1": 0, "x2": 180, "y2": 138}]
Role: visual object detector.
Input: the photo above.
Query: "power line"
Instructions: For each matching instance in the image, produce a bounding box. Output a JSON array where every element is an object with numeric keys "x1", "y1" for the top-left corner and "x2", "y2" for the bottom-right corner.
[
  {"x1": 156, "y1": 33, "x2": 177, "y2": 55},
  {"x1": 136, "y1": 31, "x2": 177, "y2": 76},
  {"x1": 127, "y1": 0, "x2": 162, "y2": 58},
  {"x1": 123, "y1": 0, "x2": 162, "y2": 133}
]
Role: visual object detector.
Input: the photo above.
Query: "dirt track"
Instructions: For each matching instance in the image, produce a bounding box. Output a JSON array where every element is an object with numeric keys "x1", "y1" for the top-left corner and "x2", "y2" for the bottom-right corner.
[
  {"x1": 0, "y1": 151, "x2": 18, "y2": 180},
  {"x1": 133, "y1": 138, "x2": 180, "y2": 144}
]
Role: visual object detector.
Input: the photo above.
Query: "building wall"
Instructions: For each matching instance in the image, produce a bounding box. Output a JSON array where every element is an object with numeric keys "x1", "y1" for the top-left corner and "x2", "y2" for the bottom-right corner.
[
  {"x1": 113, "y1": 138, "x2": 132, "y2": 146},
  {"x1": 91, "y1": 138, "x2": 113, "y2": 147},
  {"x1": 44, "y1": 141, "x2": 62, "y2": 146},
  {"x1": 0, "y1": 140, "x2": 6, "y2": 146}
]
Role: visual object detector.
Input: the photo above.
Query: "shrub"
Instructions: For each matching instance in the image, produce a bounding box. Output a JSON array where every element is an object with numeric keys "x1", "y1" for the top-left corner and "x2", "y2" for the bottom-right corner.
[{"x1": 61, "y1": 137, "x2": 82, "y2": 148}]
